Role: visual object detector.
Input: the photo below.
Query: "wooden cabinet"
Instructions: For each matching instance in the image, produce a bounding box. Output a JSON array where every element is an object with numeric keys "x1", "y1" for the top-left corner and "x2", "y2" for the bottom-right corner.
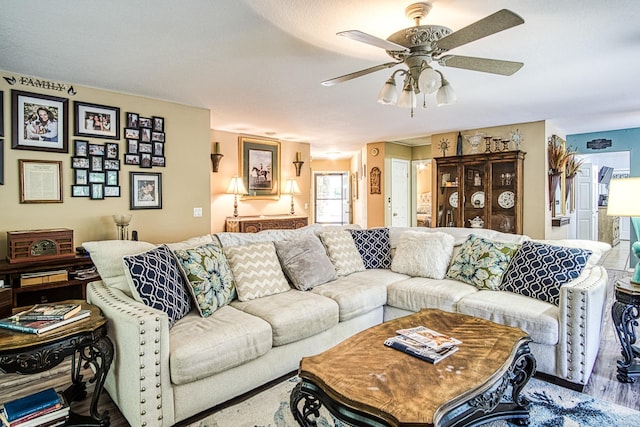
[
  {"x1": 0, "y1": 256, "x2": 98, "y2": 309},
  {"x1": 598, "y1": 207, "x2": 620, "y2": 246},
  {"x1": 225, "y1": 215, "x2": 308, "y2": 233},
  {"x1": 435, "y1": 151, "x2": 525, "y2": 234}
]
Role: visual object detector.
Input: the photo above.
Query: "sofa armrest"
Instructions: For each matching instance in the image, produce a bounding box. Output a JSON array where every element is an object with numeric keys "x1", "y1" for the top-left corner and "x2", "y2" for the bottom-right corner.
[
  {"x1": 87, "y1": 280, "x2": 174, "y2": 427},
  {"x1": 557, "y1": 266, "x2": 608, "y2": 385}
]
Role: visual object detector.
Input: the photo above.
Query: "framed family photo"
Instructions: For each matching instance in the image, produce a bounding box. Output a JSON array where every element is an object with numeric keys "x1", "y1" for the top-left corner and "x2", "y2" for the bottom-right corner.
[
  {"x1": 74, "y1": 101, "x2": 120, "y2": 139},
  {"x1": 12, "y1": 90, "x2": 68, "y2": 153},
  {"x1": 239, "y1": 136, "x2": 280, "y2": 199},
  {"x1": 130, "y1": 171, "x2": 162, "y2": 209}
]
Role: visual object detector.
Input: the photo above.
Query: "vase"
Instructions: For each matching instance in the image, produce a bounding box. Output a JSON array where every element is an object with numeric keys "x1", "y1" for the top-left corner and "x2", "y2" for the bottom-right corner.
[
  {"x1": 456, "y1": 132, "x2": 463, "y2": 156},
  {"x1": 548, "y1": 172, "x2": 561, "y2": 210},
  {"x1": 565, "y1": 175, "x2": 575, "y2": 211}
]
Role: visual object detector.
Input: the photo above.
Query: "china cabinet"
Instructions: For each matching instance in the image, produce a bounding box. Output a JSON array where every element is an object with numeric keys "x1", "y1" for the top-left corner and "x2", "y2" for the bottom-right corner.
[{"x1": 434, "y1": 151, "x2": 525, "y2": 234}]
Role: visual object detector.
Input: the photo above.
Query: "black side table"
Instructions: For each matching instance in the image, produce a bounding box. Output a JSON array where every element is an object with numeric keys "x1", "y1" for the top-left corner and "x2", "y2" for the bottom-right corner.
[
  {"x1": 612, "y1": 278, "x2": 640, "y2": 383},
  {"x1": 0, "y1": 300, "x2": 114, "y2": 426}
]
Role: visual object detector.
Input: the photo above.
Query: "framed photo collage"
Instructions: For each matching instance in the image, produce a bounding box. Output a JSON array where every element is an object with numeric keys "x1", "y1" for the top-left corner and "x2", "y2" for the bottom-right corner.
[{"x1": 124, "y1": 112, "x2": 166, "y2": 168}]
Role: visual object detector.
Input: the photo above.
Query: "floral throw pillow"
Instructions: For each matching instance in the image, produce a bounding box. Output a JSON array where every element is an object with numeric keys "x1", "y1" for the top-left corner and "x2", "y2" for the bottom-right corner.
[
  {"x1": 173, "y1": 242, "x2": 236, "y2": 317},
  {"x1": 446, "y1": 234, "x2": 520, "y2": 290}
]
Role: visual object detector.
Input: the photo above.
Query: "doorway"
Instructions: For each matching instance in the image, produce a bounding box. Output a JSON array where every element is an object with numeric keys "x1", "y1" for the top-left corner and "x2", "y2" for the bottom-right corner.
[
  {"x1": 314, "y1": 172, "x2": 350, "y2": 225},
  {"x1": 390, "y1": 159, "x2": 410, "y2": 227}
]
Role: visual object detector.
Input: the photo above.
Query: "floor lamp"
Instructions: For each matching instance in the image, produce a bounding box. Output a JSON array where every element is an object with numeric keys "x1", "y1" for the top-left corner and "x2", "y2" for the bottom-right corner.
[
  {"x1": 608, "y1": 177, "x2": 640, "y2": 285},
  {"x1": 284, "y1": 179, "x2": 301, "y2": 215},
  {"x1": 226, "y1": 177, "x2": 247, "y2": 217}
]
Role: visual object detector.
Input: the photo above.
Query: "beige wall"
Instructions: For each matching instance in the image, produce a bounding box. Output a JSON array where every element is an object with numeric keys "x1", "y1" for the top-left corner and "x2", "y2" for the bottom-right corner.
[
  {"x1": 0, "y1": 71, "x2": 211, "y2": 259},
  {"x1": 366, "y1": 142, "x2": 386, "y2": 228},
  {"x1": 210, "y1": 130, "x2": 311, "y2": 232}
]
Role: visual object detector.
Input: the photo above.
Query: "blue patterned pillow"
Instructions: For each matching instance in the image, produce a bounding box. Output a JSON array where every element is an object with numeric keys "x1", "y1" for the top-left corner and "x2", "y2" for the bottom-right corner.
[
  {"x1": 123, "y1": 244, "x2": 192, "y2": 327},
  {"x1": 446, "y1": 234, "x2": 520, "y2": 290},
  {"x1": 349, "y1": 228, "x2": 391, "y2": 269},
  {"x1": 501, "y1": 241, "x2": 592, "y2": 306},
  {"x1": 173, "y1": 243, "x2": 236, "y2": 317}
]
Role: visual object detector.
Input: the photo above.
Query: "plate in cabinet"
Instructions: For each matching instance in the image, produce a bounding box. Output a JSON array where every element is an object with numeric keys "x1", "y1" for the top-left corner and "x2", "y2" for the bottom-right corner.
[
  {"x1": 471, "y1": 191, "x2": 485, "y2": 208},
  {"x1": 449, "y1": 192, "x2": 458, "y2": 208},
  {"x1": 498, "y1": 191, "x2": 515, "y2": 209}
]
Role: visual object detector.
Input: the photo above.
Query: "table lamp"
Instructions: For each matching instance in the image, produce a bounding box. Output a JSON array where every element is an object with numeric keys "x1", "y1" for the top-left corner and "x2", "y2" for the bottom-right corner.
[
  {"x1": 112, "y1": 214, "x2": 132, "y2": 240},
  {"x1": 226, "y1": 177, "x2": 247, "y2": 217},
  {"x1": 284, "y1": 179, "x2": 301, "y2": 215},
  {"x1": 607, "y1": 177, "x2": 640, "y2": 285}
]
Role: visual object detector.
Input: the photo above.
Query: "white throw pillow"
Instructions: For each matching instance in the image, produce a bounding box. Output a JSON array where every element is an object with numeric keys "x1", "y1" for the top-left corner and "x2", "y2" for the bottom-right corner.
[
  {"x1": 319, "y1": 230, "x2": 365, "y2": 276},
  {"x1": 83, "y1": 240, "x2": 156, "y2": 296},
  {"x1": 224, "y1": 242, "x2": 290, "y2": 301},
  {"x1": 391, "y1": 231, "x2": 455, "y2": 279}
]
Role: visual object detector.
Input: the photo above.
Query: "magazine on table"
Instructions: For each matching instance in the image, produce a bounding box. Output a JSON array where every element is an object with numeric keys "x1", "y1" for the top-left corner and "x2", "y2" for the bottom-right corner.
[
  {"x1": 395, "y1": 326, "x2": 462, "y2": 351},
  {"x1": 384, "y1": 335, "x2": 459, "y2": 364},
  {"x1": 0, "y1": 310, "x2": 90, "y2": 335},
  {"x1": 11, "y1": 303, "x2": 81, "y2": 321}
]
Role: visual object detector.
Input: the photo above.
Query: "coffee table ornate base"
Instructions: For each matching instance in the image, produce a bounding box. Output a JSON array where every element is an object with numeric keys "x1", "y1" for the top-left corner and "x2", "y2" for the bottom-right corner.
[{"x1": 291, "y1": 309, "x2": 535, "y2": 427}]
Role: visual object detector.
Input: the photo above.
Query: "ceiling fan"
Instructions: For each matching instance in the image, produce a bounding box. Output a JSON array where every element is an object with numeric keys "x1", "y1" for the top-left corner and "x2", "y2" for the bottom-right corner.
[{"x1": 322, "y1": 2, "x2": 524, "y2": 114}]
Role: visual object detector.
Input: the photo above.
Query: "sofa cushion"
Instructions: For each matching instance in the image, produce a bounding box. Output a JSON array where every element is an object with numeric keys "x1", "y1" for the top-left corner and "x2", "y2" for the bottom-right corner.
[
  {"x1": 173, "y1": 242, "x2": 236, "y2": 317},
  {"x1": 165, "y1": 234, "x2": 215, "y2": 251},
  {"x1": 274, "y1": 234, "x2": 336, "y2": 291},
  {"x1": 387, "y1": 277, "x2": 478, "y2": 313},
  {"x1": 311, "y1": 272, "x2": 392, "y2": 321},
  {"x1": 319, "y1": 230, "x2": 365, "y2": 276},
  {"x1": 456, "y1": 290, "x2": 559, "y2": 345},
  {"x1": 446, "y1": 234, "x2": 520, "y2": 290},
  {"x1": 231, "y1": 290, "x2": 339, "y2": 346},
  {"x1": 168, "y1": 305, "x2": 272, "y2": 385},
  {"x1": 224, "y1": 242, "x2": 290, "y2": 301},
  {"x1": 391, "y1": 231, "x2": 455, "y2": 279},
  {"x1": 349, "y1": 227, "x2": 392, "y2": 269},
  {"x1": 83, "y1": 240, "x2": 156, "y2": 296},
  {"x1": 123, "y1": 244, "x2": 192, "y2": 328},
  {"x1": 501, "y1": 240, "x2": 592, "y2": 306}
]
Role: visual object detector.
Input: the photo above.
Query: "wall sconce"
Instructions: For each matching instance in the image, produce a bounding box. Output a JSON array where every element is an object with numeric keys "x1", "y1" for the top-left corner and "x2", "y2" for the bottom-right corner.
[
  {"x1": 211, "y1": 142, "x2": 223, "y2": 172},
  {"x1": 284, "y1": 178, "x2": 301, "y2": 215},
  {"x1": 226, "y1": 177, "x2": 247, "y2": 217},
  {"x1": 293, "y1": 151, "x2": 304, "y2": 177}
]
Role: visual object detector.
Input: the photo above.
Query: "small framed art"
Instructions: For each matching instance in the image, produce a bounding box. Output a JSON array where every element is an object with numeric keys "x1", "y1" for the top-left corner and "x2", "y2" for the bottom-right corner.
[
  {"x1": 19, "y1": 159, "x2": 63, "y2": 203},
  {"x1": 12, "y1": 90, "x2": 68, "y2": 153},
  {"x1": 130, "y1": 172, "x2": 162, "y2": 209},
  {"x1": 239, "y1": 136, "x2": 280, "y2": 199},
  {"x1": 74, "y1": 101, "x2": 120, "y2": 139}
]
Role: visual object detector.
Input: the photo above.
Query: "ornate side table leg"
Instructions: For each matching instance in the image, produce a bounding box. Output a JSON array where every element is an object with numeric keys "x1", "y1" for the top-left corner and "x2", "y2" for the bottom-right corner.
[
  {"x1": 612, "y1": 300, "x2": 640, "y2": 383},
  {"x1": 81, "y1": 335, "x2": 114, "y2": 424}
]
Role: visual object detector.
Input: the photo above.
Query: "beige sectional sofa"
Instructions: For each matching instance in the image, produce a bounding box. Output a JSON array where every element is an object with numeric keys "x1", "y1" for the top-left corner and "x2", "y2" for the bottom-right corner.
[{"x1": 84, "y1": 225, "x2": 610, "y2": 427}]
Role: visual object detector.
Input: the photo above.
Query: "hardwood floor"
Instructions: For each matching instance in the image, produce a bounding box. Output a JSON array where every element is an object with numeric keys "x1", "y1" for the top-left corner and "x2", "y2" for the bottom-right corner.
[{"x1": 1, "y1": 266, "x2": 638, "y2": 426}]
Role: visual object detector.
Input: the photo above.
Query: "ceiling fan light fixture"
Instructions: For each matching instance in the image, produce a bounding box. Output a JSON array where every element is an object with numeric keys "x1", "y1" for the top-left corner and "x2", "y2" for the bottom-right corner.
[
  {"x1": 417, "y1": 65, "x2": 441, "y2": 94},
  {"x1": 377, "y1": 76, "x2": 398, "y2": 105},
  {"x1": 436, "y1": 76, "x2": 456, "y2": 106}
]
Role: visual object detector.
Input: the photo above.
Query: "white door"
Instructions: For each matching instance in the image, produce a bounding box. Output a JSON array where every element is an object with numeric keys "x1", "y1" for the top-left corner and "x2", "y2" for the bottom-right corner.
[
  {"x1": 576, "y1": 163, "x2": 597, "y2": 240},
  {"x1": 391, "y1": 159, "x2": 410, "y2": 227}
]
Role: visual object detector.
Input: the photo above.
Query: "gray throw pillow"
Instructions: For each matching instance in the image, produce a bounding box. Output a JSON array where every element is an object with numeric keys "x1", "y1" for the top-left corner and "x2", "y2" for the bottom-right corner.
[{"x1": 274, "y1": 235, "x2": 336, "y2": 291}]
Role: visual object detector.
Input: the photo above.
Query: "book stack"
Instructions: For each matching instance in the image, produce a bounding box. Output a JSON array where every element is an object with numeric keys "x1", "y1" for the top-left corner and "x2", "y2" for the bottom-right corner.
[
  {"x1": 384, "y1": 326, "x2": 462, "y2": 364},
  {"x1": 72, "y1": 266, "x2": 99, "y2": 281},
  {"x1": 0, "y1": 304, "x2": 90, "y2": 335},
  {"x1": 0, "y1": 388, "x2": 69, "y2": 427}
]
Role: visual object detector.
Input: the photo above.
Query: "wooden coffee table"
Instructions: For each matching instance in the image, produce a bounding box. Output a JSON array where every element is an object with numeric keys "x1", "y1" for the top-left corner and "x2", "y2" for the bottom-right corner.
[{"x1": 291, "y1": 309, "x2": 535, "y2": 427}]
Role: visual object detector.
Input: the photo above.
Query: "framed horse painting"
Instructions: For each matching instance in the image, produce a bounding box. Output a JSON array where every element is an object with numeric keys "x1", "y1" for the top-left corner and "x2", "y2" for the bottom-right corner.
[{"x1": 239, "y1": 136, "x2": 280, "y2": 199}]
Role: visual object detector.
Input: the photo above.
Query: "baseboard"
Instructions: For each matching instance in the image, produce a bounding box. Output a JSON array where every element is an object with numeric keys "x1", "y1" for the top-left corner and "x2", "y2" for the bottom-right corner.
[{"x1": 534, "y1": 372, "x2": 585, "y2": 392}]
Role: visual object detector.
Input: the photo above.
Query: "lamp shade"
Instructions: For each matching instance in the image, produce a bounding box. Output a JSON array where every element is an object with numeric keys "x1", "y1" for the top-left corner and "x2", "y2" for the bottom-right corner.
[
  {"x1": 377, "y1": 77, "x2": 398, "y2": 105},
  {"x1": 284, "y1": 179, "x2": 301, "y2": 195},
  {"x1": 436, "y1": 80, "x2": 456, "y2": 106},
  {"x1": 226, "y1": 176, "x2": 247, "y2": 195},
  {"x1": 417, "y1": 66, "x2": 441, "y2": 94},
  {"x1": 607, "y1": 178, "x2": 640, "y2": 216}
]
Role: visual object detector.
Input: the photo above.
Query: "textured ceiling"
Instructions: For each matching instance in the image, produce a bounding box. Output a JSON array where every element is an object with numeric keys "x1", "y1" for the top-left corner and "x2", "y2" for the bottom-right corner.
[{"x1": 1, "y1": 0, "x2": 639, "y2": 158}]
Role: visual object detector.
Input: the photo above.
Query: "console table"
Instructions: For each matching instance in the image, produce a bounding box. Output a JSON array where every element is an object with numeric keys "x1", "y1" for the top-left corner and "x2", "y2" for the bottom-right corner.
[
  {"x1": 225, "y1": 215, "x2": 308, "y2": 233},
  {"x1": 612, "y1": 277, "x2": 640, "y2": 383},
  {"x1": 0, "y1": 300, "x2": 113, "y2": 426}
]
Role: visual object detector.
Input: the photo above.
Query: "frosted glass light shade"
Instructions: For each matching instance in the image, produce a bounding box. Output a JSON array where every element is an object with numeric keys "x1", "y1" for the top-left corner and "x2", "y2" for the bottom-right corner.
[
  {"x1": 377, "y1": 78, "x2": 398, "y2": 105},
  {"x1": 436, "y1": 81, "x2": 456, "y2": 106},
  {"x1": 418, "y1": 67, "x2": 442, "y2": 94},
  {"x1": 397, "y1": 86, "x2": 416, "y2": 109},
  {"x1": 608, "y1": 178, "x2": 640, "y2": 216}
]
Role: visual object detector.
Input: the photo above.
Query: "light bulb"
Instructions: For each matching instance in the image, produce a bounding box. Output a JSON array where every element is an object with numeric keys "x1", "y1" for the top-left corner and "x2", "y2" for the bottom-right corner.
[{"x1": 418, "y1": 67, "x2": 442, "y2": 94}]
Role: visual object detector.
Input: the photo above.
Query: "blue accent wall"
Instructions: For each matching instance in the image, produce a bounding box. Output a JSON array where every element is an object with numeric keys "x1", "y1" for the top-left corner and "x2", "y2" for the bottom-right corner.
[{"x1": 568, "y1": 127, "x2": 639, "y2": 268}]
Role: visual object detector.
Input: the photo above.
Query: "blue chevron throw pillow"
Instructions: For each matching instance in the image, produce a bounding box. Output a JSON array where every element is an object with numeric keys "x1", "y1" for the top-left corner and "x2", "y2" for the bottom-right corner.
[
  {"x1": 123, "y1": 244, "x2": 192, "y2": 327},
  {"x1": 501, "y1": 241, "x2": 591, "y2": 306}
]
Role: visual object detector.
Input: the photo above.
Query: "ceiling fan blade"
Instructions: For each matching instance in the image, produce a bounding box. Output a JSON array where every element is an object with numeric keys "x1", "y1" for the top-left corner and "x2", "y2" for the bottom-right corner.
[
  {"x1": 439, "y1": 55, "x2": 523, "y2": 76},
  {"x1": 321, "y1": 61, "x2": 401, "y2": 86},
  {"x1": 434, "y1": 9, "x2": 524, "y2": 52},
  {"x1": 337, "y1": 30, "x2": 409, "y2": 52}
]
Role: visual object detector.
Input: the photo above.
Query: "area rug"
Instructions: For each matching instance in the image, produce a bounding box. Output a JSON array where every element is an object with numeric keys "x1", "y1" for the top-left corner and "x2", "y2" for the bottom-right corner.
[{"x1": 189, "y1": 376, "x2": 640, "y2": 427}]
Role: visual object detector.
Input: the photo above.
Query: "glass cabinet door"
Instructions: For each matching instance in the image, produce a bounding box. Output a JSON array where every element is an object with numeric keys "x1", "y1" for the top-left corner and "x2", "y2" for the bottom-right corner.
[
  {"x1": 491, "y1": 161, "x2": 517, "y2": 233},
  {"x1": 462, "y1": 162, "x2": 487, "y2": 229},
  {"x1": 436, "y1": 164, "x2": 460, "y2": 227}
]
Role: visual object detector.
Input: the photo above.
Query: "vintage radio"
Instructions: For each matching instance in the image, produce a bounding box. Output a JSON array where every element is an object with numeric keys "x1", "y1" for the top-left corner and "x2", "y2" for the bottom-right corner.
[{"x1": 7, "y1": 229, "x2": 75, "y2": 264}]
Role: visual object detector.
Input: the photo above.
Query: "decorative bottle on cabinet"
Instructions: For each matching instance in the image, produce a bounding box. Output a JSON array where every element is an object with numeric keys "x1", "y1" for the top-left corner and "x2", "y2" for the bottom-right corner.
[{"x1": 456, "y1": 132, "x2": 463, "y2": 156}]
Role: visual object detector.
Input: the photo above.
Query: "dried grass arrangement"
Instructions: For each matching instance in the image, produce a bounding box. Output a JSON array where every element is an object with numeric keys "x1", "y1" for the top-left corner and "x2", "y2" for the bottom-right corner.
[{"x1": 548, "y1": 135, "x2": 574, "y2": 174}]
